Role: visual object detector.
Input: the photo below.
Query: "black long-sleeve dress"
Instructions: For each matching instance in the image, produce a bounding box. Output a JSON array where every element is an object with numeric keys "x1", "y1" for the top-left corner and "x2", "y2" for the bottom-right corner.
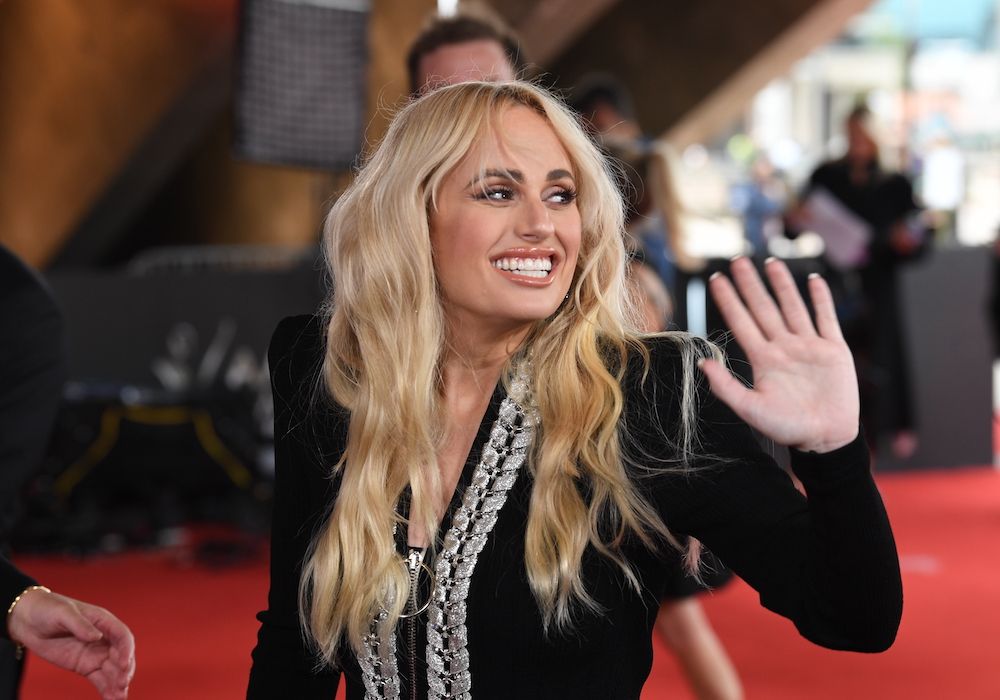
[{"x1": 247, "y1": 315, "x2": 902, "y2": 700}]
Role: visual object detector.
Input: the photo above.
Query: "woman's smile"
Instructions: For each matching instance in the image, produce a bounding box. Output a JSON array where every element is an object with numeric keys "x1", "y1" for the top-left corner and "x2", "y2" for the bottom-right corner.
[{"x1": 490, "y1": 248, "x2": 561, "y2": 285}]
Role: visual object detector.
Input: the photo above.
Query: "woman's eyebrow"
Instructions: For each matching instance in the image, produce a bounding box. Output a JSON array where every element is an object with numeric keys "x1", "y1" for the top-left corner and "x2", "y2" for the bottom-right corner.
[
  {"x1": 466, "y1": 168, "x2": 523, "y2": 187},
  {"x1": 466, "y1": 168, "x2": 575, "y2": 188}
]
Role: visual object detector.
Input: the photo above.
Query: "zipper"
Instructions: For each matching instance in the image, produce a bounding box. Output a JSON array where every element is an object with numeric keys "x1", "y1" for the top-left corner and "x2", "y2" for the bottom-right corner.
[{"x1": 405, "y1": 547, "x2": 424, "y2": 700}]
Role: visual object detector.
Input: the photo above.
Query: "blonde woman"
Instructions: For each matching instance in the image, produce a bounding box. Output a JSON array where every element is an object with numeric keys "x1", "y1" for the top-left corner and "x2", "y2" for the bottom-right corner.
[{"x1": 247, "y1": 81, "x2": 901, "y2": 699}]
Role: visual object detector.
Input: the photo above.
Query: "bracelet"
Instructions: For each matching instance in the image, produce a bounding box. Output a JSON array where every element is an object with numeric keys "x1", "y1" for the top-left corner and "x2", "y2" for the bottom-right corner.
[{"x1": 6, "y1": 585, "x2": 51, "y2": 660}]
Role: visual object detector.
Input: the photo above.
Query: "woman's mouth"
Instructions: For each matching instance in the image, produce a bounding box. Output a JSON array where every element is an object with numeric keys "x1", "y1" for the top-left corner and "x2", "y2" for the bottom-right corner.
[{"x1": 491, "y1": 256, "x2": 553, "y2": 279}]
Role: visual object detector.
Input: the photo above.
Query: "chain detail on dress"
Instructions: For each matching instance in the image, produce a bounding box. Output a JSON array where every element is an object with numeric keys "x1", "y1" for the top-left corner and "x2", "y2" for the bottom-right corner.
[
  {"x1": 359, "y1": 607, "x2": 402, "y2": 699},
  {"x1": 425, "y1": 373, "x2": 536, "y2": 699},
  {"x1": 357, "y1": 370, "x2": 535, "y2": 700}
]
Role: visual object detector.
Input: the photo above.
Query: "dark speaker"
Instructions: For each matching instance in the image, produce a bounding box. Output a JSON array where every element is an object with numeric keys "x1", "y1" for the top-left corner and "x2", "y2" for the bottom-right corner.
[{"x1": 234, "y1": 0, "x2": 370, "y2": 170}]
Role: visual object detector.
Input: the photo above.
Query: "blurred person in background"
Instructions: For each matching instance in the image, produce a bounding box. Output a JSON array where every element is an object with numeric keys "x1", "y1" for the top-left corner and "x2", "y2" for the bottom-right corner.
[
  {"x1": 786, "y1": 105, "x2": 930, "y2": 460},
  {"x1": 918, "y1": 134, "x2": 964, "y2": 243},
  {"x1": 406, "y1": 7, "x2": 523, "y2": 95},
  {"x1": 572, "y1": 76, "x2": 702, "y2": 302},
  {"x1": 730, "y1": 154, "x2": 787, "y2": 261},
  {"x1": 0, "y1": 244, "x2": 134, "y2": 698}
]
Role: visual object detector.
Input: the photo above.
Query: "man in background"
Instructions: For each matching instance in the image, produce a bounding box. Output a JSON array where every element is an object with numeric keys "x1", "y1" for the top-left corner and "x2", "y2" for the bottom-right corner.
[
  {"x1": 406, "y1": 9, "x2": 522, "y2": 95},
  {"x1": 787, "y1": 106, "x2": 929, "y2": 460}
]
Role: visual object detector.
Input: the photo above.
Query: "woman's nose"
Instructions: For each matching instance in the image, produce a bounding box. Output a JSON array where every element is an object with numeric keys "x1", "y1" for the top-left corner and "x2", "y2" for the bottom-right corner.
[{"x1": 515, "y1": 199, "x2": 555, "y2": 241}]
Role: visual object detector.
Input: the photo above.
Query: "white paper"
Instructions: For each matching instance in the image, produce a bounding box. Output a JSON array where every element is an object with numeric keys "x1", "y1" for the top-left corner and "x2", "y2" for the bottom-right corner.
[{"x1": 802, "y1": 187, "x2": 872, "y2": 270}]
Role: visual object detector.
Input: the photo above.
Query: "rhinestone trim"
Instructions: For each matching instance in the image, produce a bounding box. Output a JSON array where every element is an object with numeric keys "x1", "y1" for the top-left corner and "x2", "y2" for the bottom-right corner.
[
  {"x1": 358, "y1": 609, "x2": 401, "y2": 699},
  {"x1": 357, "y1": 371, "x2": 535, "y2": 700},
  {"x1": 425, "y1": 379, "x2": 536, "y2": 699}
]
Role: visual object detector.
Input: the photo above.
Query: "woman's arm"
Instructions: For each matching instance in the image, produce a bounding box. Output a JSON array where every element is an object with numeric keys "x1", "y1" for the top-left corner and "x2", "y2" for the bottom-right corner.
[
  {"x1": 643, "y1": 258, "x2": 901, "y2": 651},
  {"x1": 653, "y1": 389, "x2": 901, "y2": 652},
  {"x1": 247, "y1": 315, "x2": 341, "y2": 698}
]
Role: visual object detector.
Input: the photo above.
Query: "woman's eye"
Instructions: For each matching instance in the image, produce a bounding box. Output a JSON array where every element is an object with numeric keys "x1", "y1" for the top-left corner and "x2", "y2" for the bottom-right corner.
[
  {"x1": 548, "y1": 188, "x2": 578, "y2": 205},
  {"x1": 476, "y1": 186, "x2": 514, "y2": 202}
]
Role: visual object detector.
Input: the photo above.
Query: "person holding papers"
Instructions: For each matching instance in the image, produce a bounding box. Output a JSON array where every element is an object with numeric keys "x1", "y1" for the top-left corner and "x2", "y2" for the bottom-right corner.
[{"x1": 786, "y1": 105, "x2": 930, "y2": 460}]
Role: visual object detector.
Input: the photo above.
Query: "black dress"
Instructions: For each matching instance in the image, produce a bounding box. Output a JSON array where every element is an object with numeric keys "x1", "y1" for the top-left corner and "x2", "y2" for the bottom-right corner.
[{"x1": 247, "y1": 315, "x2": 902, "y2": 700}]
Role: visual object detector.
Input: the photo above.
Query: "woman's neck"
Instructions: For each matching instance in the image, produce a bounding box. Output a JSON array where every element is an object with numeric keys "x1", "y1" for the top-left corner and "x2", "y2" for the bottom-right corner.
[
  {"x1": 439, "y1": 343, "x2": 512, "y2": 403},
  {"x1": 406, "y1": 322, "x2": 520, "y2": 548},
  {"x1": 440, "y1": 315, "x2": 532, "y2": 384}
]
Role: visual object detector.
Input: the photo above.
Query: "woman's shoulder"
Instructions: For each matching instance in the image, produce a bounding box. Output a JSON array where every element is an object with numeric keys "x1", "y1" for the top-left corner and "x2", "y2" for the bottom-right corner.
[
  {"x1": 269, "y1": 315, "x2": 348, "y2": 467},
  {"x1": 626, "y1": 332, "x2": 716, "y2": 382},
  {"x1": 269, "y1": 314, "x2": 323, "y2": 367},
  {"x1": 268, "y1": 314, "x2": 330, "y2": 420},
  {"x1": 620, "y1": 332, "x2": 716, "y2": 419}
]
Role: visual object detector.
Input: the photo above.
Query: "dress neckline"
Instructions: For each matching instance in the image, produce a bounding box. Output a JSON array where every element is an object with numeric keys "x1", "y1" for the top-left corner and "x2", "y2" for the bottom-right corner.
[{"x1": 395, "y1": 377, "x2": 507, "y2": 554}]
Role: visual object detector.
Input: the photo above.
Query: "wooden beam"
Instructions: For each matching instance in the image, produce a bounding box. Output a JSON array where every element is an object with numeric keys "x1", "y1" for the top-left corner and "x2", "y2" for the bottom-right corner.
[
  {"x1": 664, "y1": 0, "x2": 876, "y2": 147},
  {"x1": 509, "y1": 0, "x2": 621, "y2": 66}
]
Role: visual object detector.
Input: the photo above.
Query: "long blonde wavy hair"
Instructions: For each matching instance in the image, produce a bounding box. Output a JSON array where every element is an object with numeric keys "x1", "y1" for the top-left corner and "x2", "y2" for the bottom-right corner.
[{"x1": 302, "y1": 81, "x2": 710, "y2": 665}]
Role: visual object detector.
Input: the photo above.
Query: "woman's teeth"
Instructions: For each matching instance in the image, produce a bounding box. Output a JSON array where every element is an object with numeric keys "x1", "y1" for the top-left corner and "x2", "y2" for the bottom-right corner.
[{"x1": 492, "y1": 257, "x2": 552, "y2": 278}]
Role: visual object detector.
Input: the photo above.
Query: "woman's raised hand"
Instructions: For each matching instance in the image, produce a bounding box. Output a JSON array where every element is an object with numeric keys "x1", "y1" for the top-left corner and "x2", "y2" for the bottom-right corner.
[{"x1": 698, "y1": 256, "x2": 860, "y2": 454}]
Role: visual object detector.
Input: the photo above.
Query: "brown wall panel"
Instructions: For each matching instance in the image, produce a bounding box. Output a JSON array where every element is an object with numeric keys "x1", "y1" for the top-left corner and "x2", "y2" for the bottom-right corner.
[
  {"x1": 366, "y1": 0, "x2": 437, "y2": 144},
  {"x1": 0, "y1": 0, "x2": 237, "y2": 266},
  {"x1": 0, "y1": 0, "x2": 435, "y2": 267},
  {"x1": 549, "y1": 0, "x2": 821, "y2": 136}
]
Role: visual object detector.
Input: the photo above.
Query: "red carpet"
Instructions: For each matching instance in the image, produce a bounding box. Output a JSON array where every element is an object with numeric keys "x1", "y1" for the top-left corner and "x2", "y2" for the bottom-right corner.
[{"x1": 15, "y1": 466, "x2": 1000, "y2": 699}]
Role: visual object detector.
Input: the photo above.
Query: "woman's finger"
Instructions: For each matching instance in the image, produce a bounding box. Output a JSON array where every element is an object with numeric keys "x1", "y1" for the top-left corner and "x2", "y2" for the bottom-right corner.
[
  {"x1": 807, "y1": 273, "x2": 845, "y2": 342},
  {"x1": 729, "y1": 256, "x2": 787, "y2": 339},
  {"x1": 708, "y1": 271, "x2": 766, "y2": 352},
  {"x1": 764, "y1": 257, "x2": 816, "y2": 336}
]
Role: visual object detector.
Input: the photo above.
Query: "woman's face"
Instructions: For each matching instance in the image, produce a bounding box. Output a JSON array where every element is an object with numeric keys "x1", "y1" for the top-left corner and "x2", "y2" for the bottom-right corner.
[
  {"x1": 429, "y1": 106, "x2": 582, "y2": 340},
  {"x1": 847, "y1": 118, "x2": 877, "y2": 163}
]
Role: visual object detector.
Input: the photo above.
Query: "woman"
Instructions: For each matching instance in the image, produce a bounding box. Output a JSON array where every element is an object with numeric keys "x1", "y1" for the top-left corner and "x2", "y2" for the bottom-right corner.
[{"x1": 248, "y1": 81, "x2": 901, "y2": 699}]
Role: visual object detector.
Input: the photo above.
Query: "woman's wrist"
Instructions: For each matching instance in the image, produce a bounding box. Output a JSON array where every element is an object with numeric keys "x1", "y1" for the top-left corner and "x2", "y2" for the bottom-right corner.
[{"x1": 793, "y1": 428, "x2": 861, "y2": 455}]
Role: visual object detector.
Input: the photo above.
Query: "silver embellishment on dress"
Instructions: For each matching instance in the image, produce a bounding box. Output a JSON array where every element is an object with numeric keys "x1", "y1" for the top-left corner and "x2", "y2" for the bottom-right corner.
[
  {"x1": 358, "y1": 609, "x2": 401, "y2": 699},
  {"x1": 425, "y1": 375, "x2": 536, "y2": 699},
  {"x1": 357, "y1": 367, "x2": 536, "y2": 700}
]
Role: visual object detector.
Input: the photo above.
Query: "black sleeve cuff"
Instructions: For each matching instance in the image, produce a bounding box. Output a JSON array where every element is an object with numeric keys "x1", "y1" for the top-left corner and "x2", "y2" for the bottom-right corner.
[
  {"x1": 789, "y1": 428, "x2": 871, "y2": 496},
  {"x1": 1, "y1": 557, "x2": 38, "y2": 640}
]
